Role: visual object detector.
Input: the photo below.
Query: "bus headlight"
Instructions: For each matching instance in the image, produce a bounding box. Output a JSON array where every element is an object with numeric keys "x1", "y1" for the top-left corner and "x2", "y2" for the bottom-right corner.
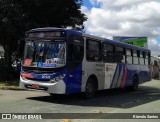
[
  {"x1": 49, "y1": 74, "x2": 66, "y2": 83},
  {"x1": 49, "y1": 79, "x2": 56, "y2": 83},
  {"x1": 21, "y1": 75, "x2": 26, "y2": 80},
  {"x1": 21, "y1": 73, "x2": 33, "y2": 80}
]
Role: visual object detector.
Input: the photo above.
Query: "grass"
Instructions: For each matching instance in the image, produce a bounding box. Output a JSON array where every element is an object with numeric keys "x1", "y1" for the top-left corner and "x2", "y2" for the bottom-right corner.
[{"x1": 0, "y1": 82, "x2": 20, "y2": 90}]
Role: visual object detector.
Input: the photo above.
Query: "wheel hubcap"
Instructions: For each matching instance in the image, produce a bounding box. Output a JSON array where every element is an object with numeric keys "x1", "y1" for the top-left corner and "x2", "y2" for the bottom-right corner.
[{"x1": 87, "y1": 83, "x2": 94, "y2": 93}]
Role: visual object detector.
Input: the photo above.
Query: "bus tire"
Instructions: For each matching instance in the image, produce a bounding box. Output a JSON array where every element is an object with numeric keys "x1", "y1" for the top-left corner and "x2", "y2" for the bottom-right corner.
[
  {"x1": 131, "y1": 75, "x2": 139, "y2": 91},
  {"x1": 84, "y1": 78, "x2": 97, "y2": 99},
  {"x1": 49, "y1": 93, "x2": 56, "y2": 96}
]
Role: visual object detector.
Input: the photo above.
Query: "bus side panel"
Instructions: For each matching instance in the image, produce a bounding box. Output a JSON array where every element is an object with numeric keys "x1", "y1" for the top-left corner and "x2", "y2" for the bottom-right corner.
[
  {"x1": 125, "y1": 65, "x2": 139, "y2": 87},
  {"x1": 66, "y1": 64, "x2": 82, "y2": 94},
  {"x1": 81, "y1": 62, "x2": 105, "y2": 92},
  {"x1": 125, "y1": 64, "x2": 150, "y2": 87},
  {"x1": 139, "y1": 65, "x2": 151, "y2": 83},
  {"x1": 107, "y1": 63, "x2": 130, "y2": 89},
  {"x1": 105, "y1": 63, "x2": 118, "y2": 89}
]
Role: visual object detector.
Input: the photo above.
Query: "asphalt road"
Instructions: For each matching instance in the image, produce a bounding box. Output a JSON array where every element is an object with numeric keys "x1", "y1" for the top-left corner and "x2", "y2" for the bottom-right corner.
[{"x1": 0, "y1": 79, "x2": 160, "y2": 122}]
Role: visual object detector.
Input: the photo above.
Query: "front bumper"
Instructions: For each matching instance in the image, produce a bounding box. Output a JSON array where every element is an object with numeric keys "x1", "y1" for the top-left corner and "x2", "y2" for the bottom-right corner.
[{"x1": 19, "y1": 76, "x2": 66, "y2": 94}]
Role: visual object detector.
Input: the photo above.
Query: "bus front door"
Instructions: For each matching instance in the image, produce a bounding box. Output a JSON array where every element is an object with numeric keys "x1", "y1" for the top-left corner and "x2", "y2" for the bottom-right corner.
[{"x1": 67, "y1": 35, "x2": 84, "y2": 94}]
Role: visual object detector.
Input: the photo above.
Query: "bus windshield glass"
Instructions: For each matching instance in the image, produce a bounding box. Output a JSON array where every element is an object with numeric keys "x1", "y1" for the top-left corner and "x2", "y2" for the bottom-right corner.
[{"x1": 23, "y1": 40, "x2": 66, "y2": 68}]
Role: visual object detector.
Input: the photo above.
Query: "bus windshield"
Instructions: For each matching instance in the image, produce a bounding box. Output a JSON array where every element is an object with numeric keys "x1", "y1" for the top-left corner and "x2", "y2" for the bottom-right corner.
[{"x1": 23, "y1": 40, "x2": 66, "y2": 68}]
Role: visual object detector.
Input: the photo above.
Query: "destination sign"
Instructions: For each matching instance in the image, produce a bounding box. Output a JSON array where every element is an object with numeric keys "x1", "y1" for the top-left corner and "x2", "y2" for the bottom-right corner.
[{"x1": 27, "y1": 31, "x2": 66, "y2": 38}]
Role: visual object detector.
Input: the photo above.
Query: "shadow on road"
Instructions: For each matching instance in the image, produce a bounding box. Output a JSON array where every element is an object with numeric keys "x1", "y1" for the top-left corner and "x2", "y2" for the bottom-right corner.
[{"x1": 27, "y1": 85, "x2": 160, "y2": 109}]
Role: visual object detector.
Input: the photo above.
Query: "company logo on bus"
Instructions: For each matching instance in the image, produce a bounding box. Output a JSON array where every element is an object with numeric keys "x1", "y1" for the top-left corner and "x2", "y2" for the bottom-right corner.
[{"x1": 106, "y1": 64, "x2": 114, "y2": 71}]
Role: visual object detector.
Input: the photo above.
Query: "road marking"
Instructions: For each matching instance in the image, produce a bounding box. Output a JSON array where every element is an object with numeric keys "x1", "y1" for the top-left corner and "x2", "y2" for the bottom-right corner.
[
  {"x1": 93, "y1": 110, "x2": 103, "y2": 113},
  {"x1": 61, "y1": 119, "x2": 72, "y2": 122}
]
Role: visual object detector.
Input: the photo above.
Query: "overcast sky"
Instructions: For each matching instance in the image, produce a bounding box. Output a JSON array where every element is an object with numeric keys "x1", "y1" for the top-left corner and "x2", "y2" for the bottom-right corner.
[{"x1": 82, "y1": 0, "x2": 160, "y2": 56}]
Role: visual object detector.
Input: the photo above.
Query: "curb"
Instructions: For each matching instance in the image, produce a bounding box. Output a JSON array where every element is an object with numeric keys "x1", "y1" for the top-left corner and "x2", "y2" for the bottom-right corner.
[{"x1": 0, "y1": 86, "x2": 26, "y2": 91}]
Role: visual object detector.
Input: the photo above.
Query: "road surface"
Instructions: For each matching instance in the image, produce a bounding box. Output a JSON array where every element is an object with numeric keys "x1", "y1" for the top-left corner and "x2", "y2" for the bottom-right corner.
[{"x1": 0, "y1": 79, "x2": 160, "y2": 122}]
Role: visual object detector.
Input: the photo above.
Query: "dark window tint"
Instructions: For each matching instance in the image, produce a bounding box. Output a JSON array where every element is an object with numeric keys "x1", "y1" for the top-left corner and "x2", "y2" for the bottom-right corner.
[
  {"x1": 115, "y1": 46, "x2": 124, "y2": 54},
  {"x1": 88, "y1": 40, "x2": 100, "y2": 51},
  {"x1": 103, "y1": 44, "x2": 114, "y2": 53},
  {"x1": 69, "y1": 36, "x2": 84, "y2": 61},
  {"x1": 103, "y1": 43, "x2": 114, "y2": 62},
  {"x1": 86, "y1": 40, "x2": 101, "y2": 61},
  {"x1": 115, "y1": 46, "x2": 125, "y2": 63},
  {"x1": 115, "y1": 54, "x2": 125, "y2": 63}
]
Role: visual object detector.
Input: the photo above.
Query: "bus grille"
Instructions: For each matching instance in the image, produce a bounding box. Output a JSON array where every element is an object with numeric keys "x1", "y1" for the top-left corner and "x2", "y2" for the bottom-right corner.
[{"x1": 25, "y1": 84, "x2": 48, "y2": 91}]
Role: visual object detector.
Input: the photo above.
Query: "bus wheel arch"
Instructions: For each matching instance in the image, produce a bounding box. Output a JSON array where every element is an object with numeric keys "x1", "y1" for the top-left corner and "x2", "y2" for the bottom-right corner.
[
  {"x1": 84, "y1": 75, "x2": 98, "y2": 98},
  {"x1": 131, "y1": 74, "x2": 139, "y2": 91}
]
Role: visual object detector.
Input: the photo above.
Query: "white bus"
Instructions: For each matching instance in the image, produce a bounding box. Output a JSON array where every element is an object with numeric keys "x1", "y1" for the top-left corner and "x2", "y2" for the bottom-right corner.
[{"x1": 20, "y1": 27, "x2": 151, "y2": 98}]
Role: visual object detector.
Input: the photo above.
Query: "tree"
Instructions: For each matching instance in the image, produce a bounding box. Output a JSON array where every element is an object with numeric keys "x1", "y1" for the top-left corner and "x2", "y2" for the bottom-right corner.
[
  {"x1": 0, "y1": 0, "x2": 87, "y2": 65},
  {"x1": 0, "y1": 0, "x2": 26, "y2": 65},
  {"x1": 19, "y1": 0, "x2": 87, "y2": 29}
]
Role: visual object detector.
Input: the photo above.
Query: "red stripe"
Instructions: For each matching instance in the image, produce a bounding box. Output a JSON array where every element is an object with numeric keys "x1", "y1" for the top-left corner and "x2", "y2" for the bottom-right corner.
[{"x1": 121, "y1": 66, "x2": 128, "y2": 88}]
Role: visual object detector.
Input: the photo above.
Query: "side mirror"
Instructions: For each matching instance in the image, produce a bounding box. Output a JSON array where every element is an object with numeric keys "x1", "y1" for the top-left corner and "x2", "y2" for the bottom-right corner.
[{"x1": 11, "y1": 60, "x2": 21, "y2": 71}]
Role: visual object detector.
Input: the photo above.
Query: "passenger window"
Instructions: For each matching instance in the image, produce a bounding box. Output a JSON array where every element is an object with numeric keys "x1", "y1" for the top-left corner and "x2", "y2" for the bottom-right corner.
[
  {"x1": 103, "y1": 44, "x2": 113, "y2": 53},
  {"x1": 115, "y1": 46, "x2": 125, "y2": 63},
  {"x1": 144, "y1": 52, "x2": 149, "y2": 65},
  {"x1": 86, "y1": 39, "x2": 101, "y2": 61},
  {"x1": 126, "y1": 49, "x2": 132, "y2": 56},
  {"x1": 139, "y1": 58, "x2": 144, "y2": 65},
  {"x1": 133, "y1": 50, "x2": 139, "y2": 64},
  {"x1": 126, "y1": 49, "x2": 132, "y2": 64},
  {"x1": 140, "y1": 51, "x2": 143, "y2": 58},
  {"x1": 69, "y1": 36, "x2": 84, "y2": 62},
  {"x1": 115, "y1": 46, "x2": 124, "y2": 55},
  {"x1": 133, "y1": 50, "x2": 138, "y2": 57},
  {"x1": 103, "y1": 43, "x2": 114, "y2": 63}
]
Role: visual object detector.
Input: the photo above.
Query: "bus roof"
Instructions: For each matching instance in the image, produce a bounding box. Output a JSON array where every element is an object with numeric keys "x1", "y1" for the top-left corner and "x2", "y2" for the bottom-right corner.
[{"x1": 26, "y1": 27, "x2": 80, "y2": 33}]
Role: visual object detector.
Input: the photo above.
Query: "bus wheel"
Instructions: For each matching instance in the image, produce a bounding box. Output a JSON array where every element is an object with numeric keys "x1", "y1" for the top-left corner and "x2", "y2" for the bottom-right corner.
[
  {"x1": 85, "y1": 78, "x2": 97, "y2": 99},
  {"x1": 49, "y1": 93, "x2": 55, "y2": 96},
  {"x1": 131, "y1": 76, "x2": 139, "y2": 91}
]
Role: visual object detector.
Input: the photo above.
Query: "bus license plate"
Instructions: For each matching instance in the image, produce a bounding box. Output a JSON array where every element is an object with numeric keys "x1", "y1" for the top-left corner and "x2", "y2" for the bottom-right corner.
[{"x1": 31, "y1": 84, "x2": 39, "y2": 89}]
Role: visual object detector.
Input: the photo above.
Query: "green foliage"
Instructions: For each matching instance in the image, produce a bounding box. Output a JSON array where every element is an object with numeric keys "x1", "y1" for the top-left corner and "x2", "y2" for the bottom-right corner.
[
  {"x1": 18, "y1": 0, "x2": 87, "y2": 29},
  {"x1": 0, "y1": 64, "x2": 20, "y2": 82}
]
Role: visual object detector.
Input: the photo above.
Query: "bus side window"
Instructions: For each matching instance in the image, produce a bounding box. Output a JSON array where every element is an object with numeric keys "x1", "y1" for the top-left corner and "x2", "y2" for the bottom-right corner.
[
  {"x1": 103, "y1": 43, "x2": 114, "y2": 63},
  {"x1": 139, "y1": 51, "x2": 144, "y2": 65},
  {"x1": 115, "y1": 46, "x2": 125, "y2": 63},
  {"x1": 69, "y1": 36, "x2": 84, "y2": 62},
  {"x1": 148, "y1": 52, "x2": 151, "y2": 65},
  {"x1": 133, "y1": 50, "x2": 139, "y2": 64},
  {"x1": 86, "y1": 39, "x2": 101, "y2": 61},
  {"x1": 126, "y1": 49, "x2": 132, "y2": 64},
  {"x1": 144, "y1": 52, "x2": 149, "y2": 65}
]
